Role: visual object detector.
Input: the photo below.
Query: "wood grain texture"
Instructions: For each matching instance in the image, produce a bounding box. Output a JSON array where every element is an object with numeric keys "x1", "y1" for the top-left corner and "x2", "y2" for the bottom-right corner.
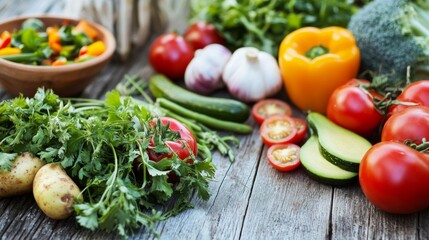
[{"x1": 241, "y1": 146, "x2": 333, "y2": 240}]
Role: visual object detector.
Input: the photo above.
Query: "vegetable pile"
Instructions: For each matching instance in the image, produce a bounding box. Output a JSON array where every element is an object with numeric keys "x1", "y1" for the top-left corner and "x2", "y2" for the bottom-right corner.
[
  {"x1": 0, "y1": 89, "x2": 220, "y2": 237},
  {"x1": 0, "y1": 18, "x2": 106, "y2": 66},
  {"x1": 5, "y1": 0, "x2": 429, "y2": 237}
]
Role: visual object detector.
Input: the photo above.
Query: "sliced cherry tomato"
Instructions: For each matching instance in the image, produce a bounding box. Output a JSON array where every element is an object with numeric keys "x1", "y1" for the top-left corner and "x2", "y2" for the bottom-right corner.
[
  {"x1": 260, "y1": 115, "x2": 297, "y2": 146},
  {"x1": 148, "y1": 33, "x2": 195, "y2": 80},
  {"x1": 389, "y1": 80, "x2": 429, "y2": 116},
  {"x1": 327, "y1": 79, "x2": 383, "y2": 137},
  {"x1": 292, "y1": 118, "x2": 308, "y2": 144},
  {"x1": 184, "y1": 21, "x2": 225, "y2": 50},
  {"x1": 267, "y1": 143, "x2": 301, "y2": 172},
  {"x1": 382, "y1": 106, "x2": 429, "y2": 145},
  {"x1": 252, "y1": 99, "x2": 292, "y2": 124}
]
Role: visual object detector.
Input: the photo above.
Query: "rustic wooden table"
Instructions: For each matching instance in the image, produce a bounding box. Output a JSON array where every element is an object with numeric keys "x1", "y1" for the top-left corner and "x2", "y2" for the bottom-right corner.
[{"x1": 0, "y1": 1, "x2": 428, "y2": 239}]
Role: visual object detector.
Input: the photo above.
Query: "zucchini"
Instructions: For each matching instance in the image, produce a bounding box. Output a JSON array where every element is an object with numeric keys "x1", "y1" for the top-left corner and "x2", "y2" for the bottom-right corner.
[
  {"x1": 306, "y1": 112, "x2": 372, "y2": 172},
  {"x1": 149, "y1": 74, "x2": 250, "y2": 123},
  {"x1": 300, "y1": 135, "x2": 358, "y2": 185}
]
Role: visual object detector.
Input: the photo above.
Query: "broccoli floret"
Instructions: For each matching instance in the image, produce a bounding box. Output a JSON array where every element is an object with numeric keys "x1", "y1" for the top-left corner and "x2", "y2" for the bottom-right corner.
[{"x1": 348, "y1": 0, "x2": 429, "y2": 87}]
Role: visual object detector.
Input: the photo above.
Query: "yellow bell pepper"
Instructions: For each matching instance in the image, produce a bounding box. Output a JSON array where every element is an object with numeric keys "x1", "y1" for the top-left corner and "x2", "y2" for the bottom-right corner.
[
  {"x1": 0, "y1": 47, "x2": 21, "y2": 56},
  {"x1": 278, "y1": 27, "x2": 360, "y2": 114}
]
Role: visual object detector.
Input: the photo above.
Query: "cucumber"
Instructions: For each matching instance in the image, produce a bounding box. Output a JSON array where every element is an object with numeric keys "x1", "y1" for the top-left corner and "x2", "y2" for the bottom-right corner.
[
  {"x1": 300, "y1": 135, "x2": 358, "y2": 185},
  {"x1": 306, "y1": 112, "x2": 372, "y2": 172},
  {"x1": 149, "y1": 74, "x2": 250, "y2": 123}
]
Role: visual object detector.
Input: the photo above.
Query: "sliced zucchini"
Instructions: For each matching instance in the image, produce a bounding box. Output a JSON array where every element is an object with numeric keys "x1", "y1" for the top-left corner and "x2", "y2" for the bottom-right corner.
[
  {"x1": 306, "y1": 112, "x2": 372, "y2": 172},
  {"x1": 300, "y1": 135, "x2": 358, "y2": 185}
]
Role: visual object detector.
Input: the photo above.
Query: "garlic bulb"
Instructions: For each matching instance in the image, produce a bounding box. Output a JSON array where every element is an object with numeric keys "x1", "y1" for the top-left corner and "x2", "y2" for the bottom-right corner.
[
  {"x1": 185, "y1": 44, "x2": 232, "y2": 94},
  {"x1": 222, "y1": 47, "x2": 282, "y2": 102}
]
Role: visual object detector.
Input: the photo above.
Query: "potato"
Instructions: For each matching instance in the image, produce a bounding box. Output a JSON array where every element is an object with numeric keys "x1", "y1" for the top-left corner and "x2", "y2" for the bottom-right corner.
[
  {"x1": 33, "y1": 163, "x2": 82, "y2": 220},
  {"x1": 0, "y1": 152, "x2": 45, "y2": 197}
]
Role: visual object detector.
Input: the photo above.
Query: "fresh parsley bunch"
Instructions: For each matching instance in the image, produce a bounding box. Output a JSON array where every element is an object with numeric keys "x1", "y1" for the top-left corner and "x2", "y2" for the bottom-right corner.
[{"x1": 0, "y1": 89, "x2": 216, "y2": 237}]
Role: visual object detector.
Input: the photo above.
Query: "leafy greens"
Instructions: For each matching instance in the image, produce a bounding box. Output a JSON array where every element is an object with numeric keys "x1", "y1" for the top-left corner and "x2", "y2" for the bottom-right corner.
[
  {"x1": 0, "y1": 89, "x2": 216, "y2": 237},
  {"x1": 190, "y1": 0, "x2": 369, "y2": 56}
]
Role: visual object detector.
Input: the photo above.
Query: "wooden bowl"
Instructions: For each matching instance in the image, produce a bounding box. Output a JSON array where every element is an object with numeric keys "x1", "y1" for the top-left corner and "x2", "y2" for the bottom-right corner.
[{"x1": 0, "y1": 15, "x2": 116, "y2": 97}]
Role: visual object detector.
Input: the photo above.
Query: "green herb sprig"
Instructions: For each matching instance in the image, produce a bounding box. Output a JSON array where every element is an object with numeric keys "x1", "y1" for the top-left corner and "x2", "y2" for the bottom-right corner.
[{"x1": 0, "y1": 89, "x2": 216, "y2": 237}]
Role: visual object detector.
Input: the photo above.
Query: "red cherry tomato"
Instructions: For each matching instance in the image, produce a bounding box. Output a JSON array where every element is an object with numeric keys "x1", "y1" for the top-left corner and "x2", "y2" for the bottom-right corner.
[
  {"x1": 260, "y1": 115, "x2": 297, "y2": 146},
  {"x1": 389, "y1": 80, "x2": 429, "y2": 115},
  {"x1": 267, "y1": 143, "x2": 301, "y2": 172},
  {"x1": 148, "y1": 33, "x2": 194, "y2": 80},
  {"x1": 382, "y1": 106, "x2": 429, "y2": 145},
  {"x1": 184, "y1": 22, "x2": 225, "y2": 50},
  {"x1": 251, "y1": 99, "x2": 292, "y2": 125},
  {"x1": 292, "y1": 118, "x2": 308, "y2": 144},
  {"x1": 147, "y1": 117, "x2": 198, "y2": 162},
  {"x1": 327, "y1": 79, "x2": 383, "y2": 137},
  {"x1": 359, "y1": 141, "x2": 429, "y2": 214}
]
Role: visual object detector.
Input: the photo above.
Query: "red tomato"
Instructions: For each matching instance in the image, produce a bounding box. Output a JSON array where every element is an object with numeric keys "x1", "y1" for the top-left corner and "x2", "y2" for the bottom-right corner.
[
  {"x1": 148, "y1": 33, "x2": 194, "y2": 80},
  {"x1": 147, "y1": 117, "x2": 198, "y2": 162},
  {"x1": 0, "y1": 31, "x2": 11, "y2": 49},
  {"x1": 327, "y1": 79, "x2": 383, "y2": 137},
  {"x1": 267, "y1": 143, "x2": 301, "y2": 171},
  {"x1": 251, "y1": 99, "x2": 292, "y2": 125},
  {"x1": 382, "y1": 106, "x2": 429, "y2": 145},
  {"x1": 292, "y1": 118, "x2": 308, "y2": 144},
  {"x1": 260, "y1": 115, "x2": 297, "y2": 146},
  {"x1": 184, "y1": 22, "x2": 225, "y2": 50},
  {"x1": 389, "y1": 80, "x2": 429, "y2": 115},
  {"x1": 359, "y1": 141, "x2": 429, "y2": 214}
]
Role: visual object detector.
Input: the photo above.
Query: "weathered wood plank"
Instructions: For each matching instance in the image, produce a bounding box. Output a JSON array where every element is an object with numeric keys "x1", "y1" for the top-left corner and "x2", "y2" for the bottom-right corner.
[
  {"x1": 331, "y1": 184, "x2": 371, "y2": 239},
  {"x1": 240, "y1": 146, "x2": 333, "y2": 240},
  {"x1": 419, "y1": 211, "x2": 429, "y2": 239}
]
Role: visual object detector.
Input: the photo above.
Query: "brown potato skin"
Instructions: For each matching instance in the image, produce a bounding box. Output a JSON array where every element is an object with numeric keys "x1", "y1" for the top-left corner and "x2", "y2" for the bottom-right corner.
[
  {"x1": 33, "y1": 163, "x2": 82, "y2": 220},
  {"x1": 0, "y1": 152, "x2": 45, "y2": 197}
]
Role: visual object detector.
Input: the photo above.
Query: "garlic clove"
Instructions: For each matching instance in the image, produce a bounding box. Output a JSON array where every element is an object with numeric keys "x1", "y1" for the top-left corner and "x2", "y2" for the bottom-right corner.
[{"x1": 185, "y1": 44, "x2": 231, "y2": 94}]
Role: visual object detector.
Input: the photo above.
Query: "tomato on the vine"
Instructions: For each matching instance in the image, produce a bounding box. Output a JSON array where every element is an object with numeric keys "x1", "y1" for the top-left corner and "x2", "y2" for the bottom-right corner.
[
  {"x1": 148, "y1": 33, "x2": 194, "y2": 80},
  {"x1": 184, "y1": 22, "x2": 225, "y2": 50},
  {"x1": 327, "y1": 79, "x2": 383, "y2": 137},
  {"x1": 389, "y1": 80, "x2": 429, "y2": 115},
  {"x1": 359, "y1": 141, "x2": 429, "y2": 214},
  {"x1": 267, "y1": 143, "x2": 301, "y2": 172},
  {"x1": 147, "y1": 117, "x2": 198, "y2": 162},
  {"x1": 260, "y1": 115, "x2": 297, "y2": 146},
  {"x1": 382, "y1": 106, "x2": 429, "y2": 145},
  {"x1": 252, "y1": 99, "x2": 292, "y2": 125}
]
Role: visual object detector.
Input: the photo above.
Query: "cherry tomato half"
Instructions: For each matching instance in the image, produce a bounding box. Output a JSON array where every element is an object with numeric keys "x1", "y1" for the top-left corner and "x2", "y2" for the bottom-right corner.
[
  {"x1": 252, "y1": 99, "x2": 292, "y2": 125},
  {"x1": 148, "y1": 33, "x2": 194, "y2": 80},
  {"x1": 267, "y1": 143, "x2": 301, "y2": 172},
  {"x1": 260, "y1": 115, "x2": 297, "y2": 146},
  {"x1": 292, "y1": 118, "x2": 308, "y2": 144},
  {"x1": 184, "y1": 21, "x2": 225, "y2": 50}
]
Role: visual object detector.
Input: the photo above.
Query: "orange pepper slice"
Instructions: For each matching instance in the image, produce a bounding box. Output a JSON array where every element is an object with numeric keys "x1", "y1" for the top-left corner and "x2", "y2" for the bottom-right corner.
[
  {"x1": 86, "y1": 41, "x2": 106, "y2": 57},
  {"x1": 75, "y1": 20, "x2": 98, "y2": 40}
]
